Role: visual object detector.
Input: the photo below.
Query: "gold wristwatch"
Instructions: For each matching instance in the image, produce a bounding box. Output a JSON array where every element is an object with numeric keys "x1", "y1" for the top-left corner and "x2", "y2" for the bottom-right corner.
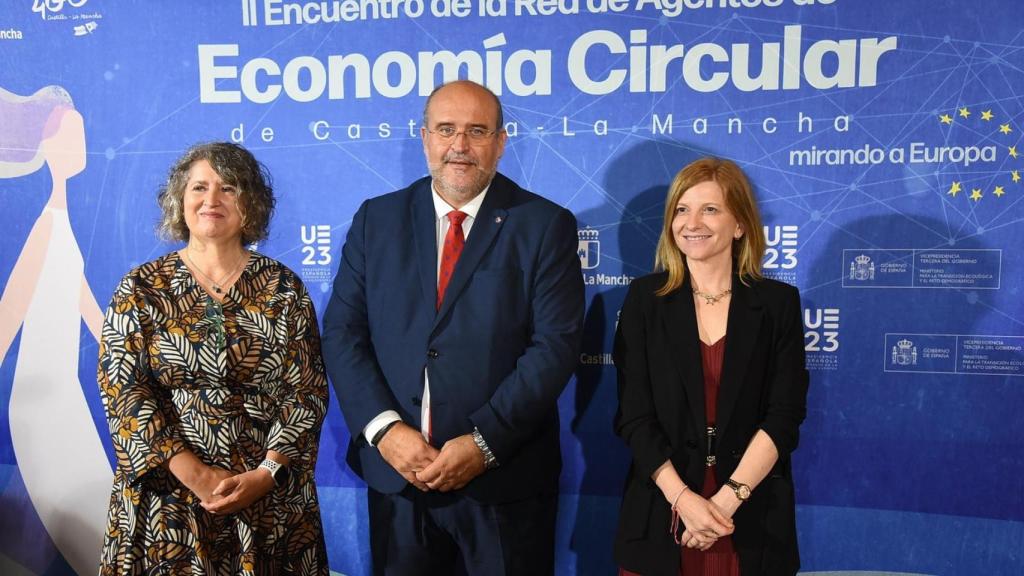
[{"x1": 725, "y1": 478, "x2": 751, "y2": 501}]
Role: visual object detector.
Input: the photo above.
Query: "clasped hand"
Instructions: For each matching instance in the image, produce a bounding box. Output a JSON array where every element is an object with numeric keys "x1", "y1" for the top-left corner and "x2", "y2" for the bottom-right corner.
[
  {"x1": 191, "y1": 465, "x2": 276, "y2": 515},
  {"x1": 376, "y1": 422, "x2": 485, "y2": 492},
  {"x1": 675, "y1": 489, "x2": 735, "y2": 552}
]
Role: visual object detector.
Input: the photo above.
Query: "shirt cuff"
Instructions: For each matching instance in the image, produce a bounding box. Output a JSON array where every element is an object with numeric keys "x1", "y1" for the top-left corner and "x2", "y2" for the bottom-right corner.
[{"x1": 364, "y1": 411, "x2": 402, "y2": 447}]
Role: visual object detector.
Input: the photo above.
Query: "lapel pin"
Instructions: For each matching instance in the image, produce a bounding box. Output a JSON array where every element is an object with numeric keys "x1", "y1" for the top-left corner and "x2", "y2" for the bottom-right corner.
[{"x1": 495, "y1": 216, "x2": 503, "y2": 224}]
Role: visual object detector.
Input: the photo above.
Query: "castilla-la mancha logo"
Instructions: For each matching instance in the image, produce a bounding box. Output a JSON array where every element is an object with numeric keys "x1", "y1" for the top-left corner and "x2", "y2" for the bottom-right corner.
[
  {"x1": 32, "y1": 0, "x2": 88, "y2": 19},
  {"x1": 849, "y1": 254, "x2": 875, "y2": 281},
  {"x1": 578, "y1": 227, "x2": 600, "y2": 270},
  {"x1": 892, "y1": 338, "x2": 918, "y2": 366}
]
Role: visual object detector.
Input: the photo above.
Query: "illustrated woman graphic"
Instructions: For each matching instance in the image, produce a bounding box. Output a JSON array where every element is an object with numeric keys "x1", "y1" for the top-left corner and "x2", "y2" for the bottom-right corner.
[{"x1": 0, "y1": 86, "x2": 112, "y2": 576}]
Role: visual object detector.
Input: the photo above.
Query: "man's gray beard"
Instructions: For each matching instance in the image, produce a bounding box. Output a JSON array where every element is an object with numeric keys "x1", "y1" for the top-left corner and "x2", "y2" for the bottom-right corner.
[{"x1": 430, "y1": 165, "x2": 495, "y2": 203}]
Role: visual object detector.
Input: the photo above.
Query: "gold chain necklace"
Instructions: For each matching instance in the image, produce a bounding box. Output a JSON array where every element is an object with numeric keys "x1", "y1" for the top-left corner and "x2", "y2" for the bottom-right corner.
[
  {"x1": 185, "y1": 247, "x2": 247, "y2": 294},
  {"x1": 692, "y1": 286, "x2": 732, "y2": 305}
]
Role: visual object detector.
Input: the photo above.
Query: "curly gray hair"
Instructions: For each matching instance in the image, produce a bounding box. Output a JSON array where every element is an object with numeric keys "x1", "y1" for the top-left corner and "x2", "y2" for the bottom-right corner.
[{"x1": 157, "y1": 142, "x2": 275, "y2": 245}]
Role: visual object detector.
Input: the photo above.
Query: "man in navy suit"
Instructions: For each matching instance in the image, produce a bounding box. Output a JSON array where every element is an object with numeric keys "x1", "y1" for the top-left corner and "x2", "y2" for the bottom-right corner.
[{"x1": 322, "y1": 80, "x2": 585, "y2": 575}]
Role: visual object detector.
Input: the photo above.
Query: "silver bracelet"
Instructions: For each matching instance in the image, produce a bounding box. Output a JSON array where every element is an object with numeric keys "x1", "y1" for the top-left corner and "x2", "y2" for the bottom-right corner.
[
  {"x1": 471, "y1": 427, "x2": 498, "y2": 470},
  {"x1": 670, "y1": 485, "x2": 689, "y2": 511}
]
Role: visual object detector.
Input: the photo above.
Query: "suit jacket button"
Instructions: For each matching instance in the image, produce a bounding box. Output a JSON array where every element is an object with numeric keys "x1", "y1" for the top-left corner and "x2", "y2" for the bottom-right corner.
[{"x1": 427, "y1": 349, "x2": 439, "y2": 359}]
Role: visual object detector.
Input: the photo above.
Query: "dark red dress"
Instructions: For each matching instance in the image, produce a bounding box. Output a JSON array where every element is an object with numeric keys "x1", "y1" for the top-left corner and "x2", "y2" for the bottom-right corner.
[
  {"x1": 620, "y1": 336, "x2": 740, "y2": 576},
  {"x1": 681, "y1": 336, "x2": 741, "y2": 576}
]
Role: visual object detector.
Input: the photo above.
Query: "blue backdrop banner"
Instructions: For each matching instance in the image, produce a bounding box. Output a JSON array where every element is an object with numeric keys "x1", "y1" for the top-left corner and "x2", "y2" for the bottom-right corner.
[{"x1": 1, "y1": 1, "x2": 1022, "y2": 574}]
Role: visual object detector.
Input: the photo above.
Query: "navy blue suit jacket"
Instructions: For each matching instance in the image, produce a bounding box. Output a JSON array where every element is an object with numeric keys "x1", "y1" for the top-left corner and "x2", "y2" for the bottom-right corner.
[{"x1": 322, "y1": 173, "x2": 585, "y2": 503}]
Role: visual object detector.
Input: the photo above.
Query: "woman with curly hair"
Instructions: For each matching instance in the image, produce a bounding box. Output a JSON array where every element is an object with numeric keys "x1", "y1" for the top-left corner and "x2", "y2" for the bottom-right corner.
[{"x1": 97, "y1": 142, "x2": 329, "y2": 575}]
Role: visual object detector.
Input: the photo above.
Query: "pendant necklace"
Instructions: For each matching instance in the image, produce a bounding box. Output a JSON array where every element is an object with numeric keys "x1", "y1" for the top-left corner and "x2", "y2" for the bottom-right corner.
[{"x1": 185, "y1": 247, "x2": 247, "y2": 294}]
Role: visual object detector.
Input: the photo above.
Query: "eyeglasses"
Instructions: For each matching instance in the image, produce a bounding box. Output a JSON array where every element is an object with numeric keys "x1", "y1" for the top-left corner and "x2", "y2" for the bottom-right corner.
[
  {"x1": 426, "y1": 126, "x2": 498, "y2": 142},
  {"x1": 206, "y1": 297, "x2": 225, "y2": 349}
]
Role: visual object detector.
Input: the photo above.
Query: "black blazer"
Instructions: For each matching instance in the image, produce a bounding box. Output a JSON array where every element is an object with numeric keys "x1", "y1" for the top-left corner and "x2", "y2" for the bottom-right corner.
[{"x1": 612, "y1": 272, "x2": 809, "y2": 576}]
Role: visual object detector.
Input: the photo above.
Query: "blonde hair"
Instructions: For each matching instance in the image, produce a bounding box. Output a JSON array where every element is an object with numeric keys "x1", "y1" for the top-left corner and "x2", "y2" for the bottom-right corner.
[{"x1": 654, "y1": 157, "x2": 765, "y2": 296}]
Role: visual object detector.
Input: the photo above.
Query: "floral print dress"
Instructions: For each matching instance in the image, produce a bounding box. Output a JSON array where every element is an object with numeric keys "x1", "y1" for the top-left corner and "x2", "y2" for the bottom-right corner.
[{"x1": 97, "y1": 251, "x2": 329, "y2": 575}]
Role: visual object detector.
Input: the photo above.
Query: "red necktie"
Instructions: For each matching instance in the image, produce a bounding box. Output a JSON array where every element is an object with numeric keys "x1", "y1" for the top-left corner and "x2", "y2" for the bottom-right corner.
[
  {"x1": 426, "y1": 210, "x2": 467, "y2": 444},
  {"x1": 437, "y1": 210, "x2": 467, "y2": 310}
]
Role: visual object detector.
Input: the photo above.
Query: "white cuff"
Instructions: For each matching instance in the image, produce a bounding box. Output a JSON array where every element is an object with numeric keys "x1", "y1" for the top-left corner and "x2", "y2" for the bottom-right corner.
[{"x1": 364, "y1": 411, "x2": 402, "y2": 447}]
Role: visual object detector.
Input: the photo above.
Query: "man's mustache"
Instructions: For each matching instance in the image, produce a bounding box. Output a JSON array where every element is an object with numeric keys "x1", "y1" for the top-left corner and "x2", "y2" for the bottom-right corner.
[{"x1": 444, "y1": 153, "x2": 477, "y2": 165}]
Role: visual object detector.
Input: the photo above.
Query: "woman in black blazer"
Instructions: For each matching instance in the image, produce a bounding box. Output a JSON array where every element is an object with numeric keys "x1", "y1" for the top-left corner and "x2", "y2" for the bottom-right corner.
[{"x1": 613, "y1": 158, "x2": 809, "y2": 576}]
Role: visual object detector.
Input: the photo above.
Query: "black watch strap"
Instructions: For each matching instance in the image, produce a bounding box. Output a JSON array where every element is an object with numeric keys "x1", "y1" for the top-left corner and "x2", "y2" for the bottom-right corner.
[
  {"x1": 371, "y1": 420, "x2": 399, "y2": 446},
  {"x1": 725, "y1": 478, "x2": 751, "y2": 501}
]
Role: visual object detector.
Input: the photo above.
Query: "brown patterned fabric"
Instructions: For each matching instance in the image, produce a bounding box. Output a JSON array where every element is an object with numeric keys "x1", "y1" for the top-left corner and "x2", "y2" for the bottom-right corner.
[{"x1": 97, "y1": 252, "x2": 329, "y2": 575}]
